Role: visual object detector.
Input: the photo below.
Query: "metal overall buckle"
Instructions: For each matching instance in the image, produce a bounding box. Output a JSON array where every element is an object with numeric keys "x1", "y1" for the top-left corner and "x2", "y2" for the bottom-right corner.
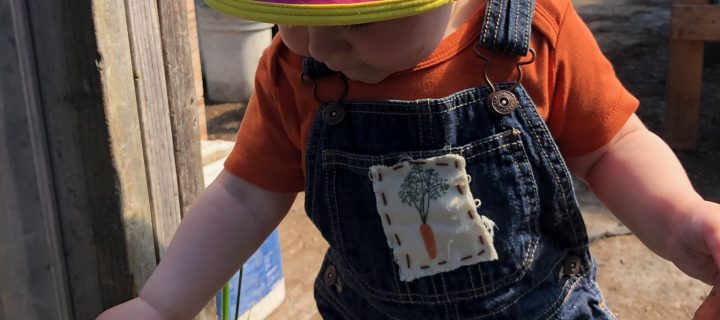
[
  {"x1": 474, "y1": 44, "x2": 537, "y2": 115},
  {"x1": 301, "y1": 72, "x2": 349, "y2": 125}
]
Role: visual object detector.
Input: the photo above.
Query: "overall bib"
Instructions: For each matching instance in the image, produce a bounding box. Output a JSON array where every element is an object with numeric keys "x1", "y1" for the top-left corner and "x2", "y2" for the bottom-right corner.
[{"x1": 301, "y1": 1, "x2": 615, "y2": 318}]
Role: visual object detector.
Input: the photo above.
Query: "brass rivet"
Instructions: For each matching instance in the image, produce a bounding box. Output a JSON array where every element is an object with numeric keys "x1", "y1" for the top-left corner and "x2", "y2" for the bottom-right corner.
[
  {"x1": 323, "y1": 264, "x2": 337, "y2": 287},
  {"x1": 488, "y1": 90, "x2": 518, "y2": 115},
  {"x1": 322, "y1": 102, "x2": 345, "y2": 125}
]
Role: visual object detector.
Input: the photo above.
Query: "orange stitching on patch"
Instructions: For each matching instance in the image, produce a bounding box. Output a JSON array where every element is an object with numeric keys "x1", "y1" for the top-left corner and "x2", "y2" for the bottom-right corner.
[
  {"x1": 385, "y1": 214, "x2": 392, "y2": 225},
  {"x1": 467, "y1": 210, "x2": 474, "y2": 219},
  {"x1": 395, "y1": 234, "x2": 402, "y2": 246},
  {"x1": 478, "y1": 250, "x2": 486, "y2": 256},
  {"x1": 461, "y1": 255, "x2": 473, "y2": 261}
]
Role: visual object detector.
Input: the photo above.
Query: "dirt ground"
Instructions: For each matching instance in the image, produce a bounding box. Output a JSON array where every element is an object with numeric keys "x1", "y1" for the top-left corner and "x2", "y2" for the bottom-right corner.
[{"x1": 205, "y1": 0, "x2": 720, "y2": 318}]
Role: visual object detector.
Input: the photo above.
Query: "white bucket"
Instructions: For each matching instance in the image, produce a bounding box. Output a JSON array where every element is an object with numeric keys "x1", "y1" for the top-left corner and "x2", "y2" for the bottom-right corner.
[{"x1": 195, "y1": 1, "x2": 273, "y2": 103}]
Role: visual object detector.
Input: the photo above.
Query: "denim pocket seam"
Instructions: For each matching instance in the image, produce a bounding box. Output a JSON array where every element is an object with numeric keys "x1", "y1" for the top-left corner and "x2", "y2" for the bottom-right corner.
[
  {"x1": 321, "y1": 129, "x2": 521, "y2": 163},
  {"x1": 322, "y1": 141, "x2": 523, "y2": 172},
  {"x1": 344, "y1": 97, "x2": 482, "y2": 116},
  {"x1": 516, "y1": 102, "x2": 582, "y2": 243},
  {"x1": 537, "y1": 275, "x2": 584, "y2": 320},
  {"x1": 315, "y1": 282, "x2": 363, "y2": 320},
  {"x1": 464, "y1": 254, "x2": 577, "y2": 319}
]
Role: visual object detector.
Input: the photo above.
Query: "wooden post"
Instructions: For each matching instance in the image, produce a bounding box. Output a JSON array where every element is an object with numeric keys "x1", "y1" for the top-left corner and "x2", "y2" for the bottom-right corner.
[
  {"x1": 1, "y1": 0, "x2": 210, "y2": 318},
  {"x1": 94, "y1": 0, "x2": 158, "y2": 299},
  {"x1": 664, "y1": 0, "x2": 719, "y2": 149},
  {"x1": 123, "y1": 0, "x2": 184, "y2": 259},
  {"x1": 1, "y1": 0, "x2": 73, "y2": 318},
  {"x1": 187, "y1": 0, "x2": 209, "y2": 140}
]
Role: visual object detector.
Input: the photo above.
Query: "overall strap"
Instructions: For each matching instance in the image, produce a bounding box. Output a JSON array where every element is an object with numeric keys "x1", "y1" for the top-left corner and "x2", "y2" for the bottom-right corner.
[
  {"x1": 302, "y1": 56, "x2": 335, "y2": 78},
  {"x1": 479, "y1": 0, "x2": 536, "y2": 56}
]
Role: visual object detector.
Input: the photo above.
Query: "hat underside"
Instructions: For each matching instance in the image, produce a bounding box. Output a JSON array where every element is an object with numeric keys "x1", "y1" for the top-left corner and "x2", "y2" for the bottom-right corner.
[{"x1": 205, "y1": 0, "x2": 454, "y2": 26}]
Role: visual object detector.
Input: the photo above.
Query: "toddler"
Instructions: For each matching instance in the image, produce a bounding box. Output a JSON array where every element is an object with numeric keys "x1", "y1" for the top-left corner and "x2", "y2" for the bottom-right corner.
[{"x1": 99, "y1": 0, "x2": 720, "y2": 318}]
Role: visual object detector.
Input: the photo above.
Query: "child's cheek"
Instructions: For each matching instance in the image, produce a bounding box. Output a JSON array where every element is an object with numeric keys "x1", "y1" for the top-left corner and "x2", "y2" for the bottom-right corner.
[{"x1": 277, "y1": 26, "x2": 310, "y2": 57}]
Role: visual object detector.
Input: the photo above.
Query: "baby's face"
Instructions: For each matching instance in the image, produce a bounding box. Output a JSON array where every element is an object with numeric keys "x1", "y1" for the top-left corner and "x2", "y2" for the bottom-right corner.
[{"x1": 278, "y1": 6, "x2": 453, "y2": 84}]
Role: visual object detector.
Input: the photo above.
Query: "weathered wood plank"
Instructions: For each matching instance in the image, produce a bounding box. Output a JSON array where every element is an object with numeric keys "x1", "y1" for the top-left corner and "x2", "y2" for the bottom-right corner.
[
  {"x1": 671, "y1": 4, "x2": 720, "y2": 41},
  {"x1": 94, "y1": 0, "x2": 157, "y2": 293},
  {"x1": 156, "y1": 0, "x2": 205, "y2": 218},
  {"x1": 187, "y1": 0, "x2": 209, "y2": 140},
  {"x1": 23, "y1": 0, "x2": 136, "y2": 317},
  {"x1": 664, "y1": 0, "x2": 709, "y2": 149},
  {"x1": 1, "y1": 0, "x2": 72, "y2": 318},
  {"x1": 123, "y1": 0, "x2": 183, "y2": 258},
  {"x1": 664, "y1": 39, "x2": 704, "y2": 149}
]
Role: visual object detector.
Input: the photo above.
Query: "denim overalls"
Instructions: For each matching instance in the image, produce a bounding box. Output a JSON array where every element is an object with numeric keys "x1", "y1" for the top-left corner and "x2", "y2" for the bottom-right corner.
[{"x1": 301, "y1": 0, "x2": 615, "y2": 318}]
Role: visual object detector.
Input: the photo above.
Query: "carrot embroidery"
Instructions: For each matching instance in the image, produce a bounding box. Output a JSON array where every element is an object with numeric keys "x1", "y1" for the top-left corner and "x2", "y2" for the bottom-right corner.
[
  {"x1": 398, "y1": 164, "x2": 449, "y2": 260},
  {"x1": 420, "y1": 223, "x2": 437, "y2": 259}
]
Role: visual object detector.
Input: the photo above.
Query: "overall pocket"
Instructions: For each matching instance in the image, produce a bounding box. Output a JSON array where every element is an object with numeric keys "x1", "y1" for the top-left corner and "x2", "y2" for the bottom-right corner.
[{"x1": 320, "y1": 128, "x2": 541, "y2": 303}]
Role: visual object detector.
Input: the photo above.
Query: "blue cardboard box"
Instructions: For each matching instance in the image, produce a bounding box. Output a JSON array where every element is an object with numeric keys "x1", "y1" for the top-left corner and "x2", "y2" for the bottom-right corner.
[{"x1": 216, "y1": 229, "x2": 285, "y2": 319}]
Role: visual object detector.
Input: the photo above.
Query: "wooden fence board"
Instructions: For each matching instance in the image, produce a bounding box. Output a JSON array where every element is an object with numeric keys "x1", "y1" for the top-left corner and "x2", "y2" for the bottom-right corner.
[
  {"x1": 671, "y1": 4, "x2": 720, "y2": 40},
  {"x1": 23, "y1": 0, "x2": 134, "y2": 316},
  {"x1": 664, "y1": 0, "x2": 711, "y2": 149},
  {"x1": 94, "y1": 0, "x2": 158, "y2": 292},
  {"x1": 156, "y1": 0, "x2": 205, "y2": 218},
  {"x1": 123, "y1": 0, "x2": 183, "y2": 259},
  {"x1": 0, "y1": 0, "x2": 72, "y2": 318},
  {"x1": 3, "y1": 0, "x2": 216, "y2": 317},
  {"x1": 187, "y1": 0, "x2": 209, "y2": 140}
]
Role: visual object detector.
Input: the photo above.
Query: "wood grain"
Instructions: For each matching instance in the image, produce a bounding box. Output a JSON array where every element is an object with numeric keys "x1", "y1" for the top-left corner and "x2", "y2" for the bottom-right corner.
[
  {"x1": 664, "y1": 0, "x2": 711, "y2": 149},
  {"x1": 1, "y1": 0, "x2": 72, "y2": 318},
  {"x1": 124, "y1": 0, "x2": 183, "y2": 258},
  {"x1": 95, "y1": 0, "x2": 157, "y2": 293},
  {"x1": 187, "y1": 0, "x2": 209, "y2": 140},
  {"x1": 671, "y1": 5, "x2": 720, "y2": 41}
]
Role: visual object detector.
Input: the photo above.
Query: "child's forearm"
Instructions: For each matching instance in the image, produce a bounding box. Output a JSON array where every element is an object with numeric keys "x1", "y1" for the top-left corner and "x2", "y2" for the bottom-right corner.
[
  {"x1": 568, "y1": 115, "x2": 702, "y2": 258},
  {"x1": 113, "y1": 171, "x2": 296, "y2": 319}
]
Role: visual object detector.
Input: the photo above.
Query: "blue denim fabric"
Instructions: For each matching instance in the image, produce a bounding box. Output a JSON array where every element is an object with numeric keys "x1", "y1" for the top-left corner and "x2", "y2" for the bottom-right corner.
[
  {"x1": 479, "y1": 0, "x2": 536, "y2": 56},
  {"x1": 303, "y1": 83, "x2": 614, "y2": 319},
  {"x1": 299, "y1": 1, "x2": 615, "y2": 318}
]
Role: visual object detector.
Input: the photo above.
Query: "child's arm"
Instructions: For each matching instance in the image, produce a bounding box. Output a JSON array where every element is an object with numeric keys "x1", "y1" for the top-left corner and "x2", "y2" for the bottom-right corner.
[
  {"x1": 567, "y1": 114, "x2": 720, "y2": 284},
  {"x1": 694, "y1": 283, "x2": 720, "y2": 319},
  {"x1": 97, "y1": 170, "x2": 297, "y2": 320}
]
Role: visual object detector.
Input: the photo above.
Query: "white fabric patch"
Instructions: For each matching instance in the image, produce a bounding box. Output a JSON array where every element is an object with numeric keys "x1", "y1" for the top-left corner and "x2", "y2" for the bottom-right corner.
[{"x1": 369, "y1": 154, "x2": 498, "y2": 282}]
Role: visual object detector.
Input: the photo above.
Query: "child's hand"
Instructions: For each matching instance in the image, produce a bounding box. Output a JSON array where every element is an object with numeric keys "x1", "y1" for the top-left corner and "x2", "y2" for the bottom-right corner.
[
  {"x1": 666, "y1": 200, "x2": 720, "y2": 285},
  {"x1": 694, "y1": 284, "x2": 720, "y2": 320}
]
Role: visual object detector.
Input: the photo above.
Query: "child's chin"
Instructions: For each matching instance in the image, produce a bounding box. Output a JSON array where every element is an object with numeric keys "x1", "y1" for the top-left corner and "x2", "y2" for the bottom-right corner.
[{"x1": 344, "y1": 71, "x2": 390, "y2": 85}]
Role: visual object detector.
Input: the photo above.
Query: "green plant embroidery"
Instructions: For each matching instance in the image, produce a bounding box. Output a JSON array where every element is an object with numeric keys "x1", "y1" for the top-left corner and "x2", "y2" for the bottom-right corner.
[{"x1": 398, "y1": 164, "x2": 450, "y2": 224}]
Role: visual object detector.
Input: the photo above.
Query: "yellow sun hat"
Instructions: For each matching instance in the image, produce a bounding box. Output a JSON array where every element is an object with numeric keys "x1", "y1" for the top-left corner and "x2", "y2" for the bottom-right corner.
[{"x1": 205, "y1": 0, "x2": 456, "y2": 26}]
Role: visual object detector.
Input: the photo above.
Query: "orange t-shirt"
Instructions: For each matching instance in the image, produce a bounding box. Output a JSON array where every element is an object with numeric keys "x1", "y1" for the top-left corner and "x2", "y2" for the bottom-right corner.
[{"x1": 224, "y1": 0, "x2": 639, "y2": 193}]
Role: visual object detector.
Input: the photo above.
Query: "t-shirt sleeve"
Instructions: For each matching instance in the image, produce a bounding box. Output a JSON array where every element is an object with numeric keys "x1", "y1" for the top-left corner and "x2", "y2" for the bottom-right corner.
[
  {"x1": 223, "y1": 49, "x2": 305, "y2": 193},
  {"x1": 546, "y1": 1, "x2": 640, "y2": 157}
]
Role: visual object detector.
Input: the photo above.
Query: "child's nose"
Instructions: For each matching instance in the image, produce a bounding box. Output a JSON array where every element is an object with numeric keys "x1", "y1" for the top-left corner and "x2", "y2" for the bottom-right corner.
[{"x1": 307, "y1": 27, "x2": 351, "y2": 64}]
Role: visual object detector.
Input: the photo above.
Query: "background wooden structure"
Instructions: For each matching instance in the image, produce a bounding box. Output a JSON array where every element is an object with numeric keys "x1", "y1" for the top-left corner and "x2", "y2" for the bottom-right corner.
[
  {"x1": 664, "y1": 0, "x2": 720, "y2": 149},
  {"x1": 1, "y1": 0, "x2": 213, "y2": 318}
]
